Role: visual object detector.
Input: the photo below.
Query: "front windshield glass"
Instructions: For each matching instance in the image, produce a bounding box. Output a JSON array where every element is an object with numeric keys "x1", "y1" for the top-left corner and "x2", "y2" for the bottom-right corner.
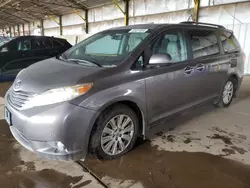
[
  {"x1": 0, "y1": 37, "x2": 13, "y2": 47},
  {"x1": 63, "y1": 29, "x2": 150, "y2": 67}
]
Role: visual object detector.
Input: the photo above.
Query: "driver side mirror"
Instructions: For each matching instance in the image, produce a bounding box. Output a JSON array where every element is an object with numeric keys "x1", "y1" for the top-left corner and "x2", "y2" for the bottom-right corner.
[
  {"x1": 149, "y1": 54, "x2": 172, "y2": 65},
  {"x1": 1, "y1": 47, "x2": 9, "y2": 53}
]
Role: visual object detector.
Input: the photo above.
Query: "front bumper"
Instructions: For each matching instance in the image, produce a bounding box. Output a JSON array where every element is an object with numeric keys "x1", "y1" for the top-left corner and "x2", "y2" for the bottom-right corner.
[{"x1": 4, "y1": 89, "x2": 97, "y2": 161}]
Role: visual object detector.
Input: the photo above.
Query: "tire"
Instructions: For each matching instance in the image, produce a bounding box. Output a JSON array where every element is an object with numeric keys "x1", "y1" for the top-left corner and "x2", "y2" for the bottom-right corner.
[
  {"x1": 89, "y1": 104, "x2": 139, "y2": 160},
  {"x1": 215, "y1": 77, "x2": 237, "y2": 108}
]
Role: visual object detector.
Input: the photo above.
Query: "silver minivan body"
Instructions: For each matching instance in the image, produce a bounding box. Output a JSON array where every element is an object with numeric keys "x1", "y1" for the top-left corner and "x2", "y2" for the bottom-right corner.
[{"x1": 4, "y1": 23, "x2": 245, "y2": 160}]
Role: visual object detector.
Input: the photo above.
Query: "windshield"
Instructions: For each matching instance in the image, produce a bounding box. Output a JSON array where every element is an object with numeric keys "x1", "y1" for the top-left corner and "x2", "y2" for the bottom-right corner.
[
  {"x1": 0, "y1": 37, "x2": 13, "y2": 47},
  {"x1": 63, "y1": 29, "x2": 150, "y2": 67}
]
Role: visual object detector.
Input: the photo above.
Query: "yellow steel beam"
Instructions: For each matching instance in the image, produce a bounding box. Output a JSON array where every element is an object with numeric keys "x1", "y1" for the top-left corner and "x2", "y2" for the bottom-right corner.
[
  {"x1": 193, "y1": 0, "x2": 200, "y2": 22},
  {"x1": 113, "y1": 0, "x2": 129, "y2": 26},
  {"x1": 72, "y1": 8, "x2": 86, "y2": 21},
  {"x1": 113, "y1": 0, "x2": 125, "y2": 15},
  {"x1": 49, "y1": 16, "x2": 60, "y2": 25}
]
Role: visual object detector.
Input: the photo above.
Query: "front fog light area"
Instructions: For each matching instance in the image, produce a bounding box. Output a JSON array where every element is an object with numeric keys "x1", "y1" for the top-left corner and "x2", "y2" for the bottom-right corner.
[{"x1": 47, "y1": 141, "x2": 68, "y2": 153}]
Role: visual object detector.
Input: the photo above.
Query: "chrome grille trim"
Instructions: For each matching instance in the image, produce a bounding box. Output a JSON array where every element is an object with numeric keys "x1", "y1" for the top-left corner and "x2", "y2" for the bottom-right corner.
[{"x1": 8, "y1": 88, "x2": 34, "y2": 109}]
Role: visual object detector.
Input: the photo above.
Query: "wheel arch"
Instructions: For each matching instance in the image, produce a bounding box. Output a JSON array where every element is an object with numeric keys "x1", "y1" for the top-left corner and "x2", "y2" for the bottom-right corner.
[
  {"x1": 92, "y1": 98, "x2": 147, "y2": 139},
  {"x1": 228, "y1": 73, "x2": 239, "y2": 95}
]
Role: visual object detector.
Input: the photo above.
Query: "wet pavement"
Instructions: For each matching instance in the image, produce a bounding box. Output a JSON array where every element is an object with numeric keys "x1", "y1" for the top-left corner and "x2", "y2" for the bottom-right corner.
[
  {"x1": 83, "y1": 142, "x2": 250, "y2": 188},
  {"x1": 80, "y1": 77, "x2": 250, "y2": 188},
  {"x1": 0, "y1": 119, "x2": 101, "y2": 188}
]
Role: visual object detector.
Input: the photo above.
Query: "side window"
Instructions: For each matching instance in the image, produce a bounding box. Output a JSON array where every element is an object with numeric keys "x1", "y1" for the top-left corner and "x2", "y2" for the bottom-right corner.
[
  {"x1": 220, "y1": 32, "x2": 239, "y2": 53},
  {"x1": 150, "y1": 30, "x2": 187, "y2": 63},
  {"x1": 17, "y1": 38, "x2": 31, "y2": 51},
  {"x1": 42, "y1": 38, "x2": 53, "y2": 49},
  {"x1": 51, "y1": 39, "x2": 63, "y2": 48},
  {"x1": 132, "y1": 54, "x2": 144, "y2": 70},
  {"x1": 31, "y1": 38, "x2": 52, "y2": 50},
  {"x1": 188, "y1": 30, "x2": 219, "y2": 59}
]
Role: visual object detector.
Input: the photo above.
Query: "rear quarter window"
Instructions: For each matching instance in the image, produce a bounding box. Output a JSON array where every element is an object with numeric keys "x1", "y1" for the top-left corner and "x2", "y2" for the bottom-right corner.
[
  {"x1": 220, "y1": 32, "x2": 240, "y2": 53},
  {"x1": 188, "y1": 29, "x2": 220, "y2": 59}
]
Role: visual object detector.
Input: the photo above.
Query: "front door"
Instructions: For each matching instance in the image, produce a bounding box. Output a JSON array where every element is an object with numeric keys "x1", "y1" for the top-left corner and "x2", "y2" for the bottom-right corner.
[{"x1": 144, "y1": 29, "x2": 207, "y2": 126}]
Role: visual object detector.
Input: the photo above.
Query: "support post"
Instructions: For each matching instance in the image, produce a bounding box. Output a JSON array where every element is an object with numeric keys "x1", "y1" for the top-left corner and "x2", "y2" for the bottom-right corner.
[
  {"x1": 40, "y1": 19, "x2": 44, "y2": 36},
  {"x1": 17, "y1": 25, "x2": 20, "y2": 36},
  {"x1": 124, "y1": 0, "x2": 129, "y2": 26},
  {"x1": 28, "y1": 23, "x2": 31, "y2": 35},
  {"x1": 70, "y1": 7, "x2": 88, "y2": 34},
  {"x1": 193, "y1": 0, "x2": 200, "y2": 23},
  {"x1": 85, "y1": 9, "x2": 89, "y2": 34},
  {"x1": 9, "y1": 26, "x2": 12, "y2": 37},
  {"x1": 13, "y1": 26, "x2": 15, "y2": 36},
  {"x1": 59, "y1": 15, "x2": 62, "y2": 36},
  {"x1": 22, "y1": 24, "x2": 25, "y2": 36}
]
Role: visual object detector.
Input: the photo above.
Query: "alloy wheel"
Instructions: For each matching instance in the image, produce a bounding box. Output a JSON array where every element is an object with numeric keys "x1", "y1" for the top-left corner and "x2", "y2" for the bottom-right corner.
[
  {"x1": 101, "y1": 114, "x2": 134, "y2": 156},
  {"x1": 222, "y1": 81, "x2": 234, "y2": 104}
]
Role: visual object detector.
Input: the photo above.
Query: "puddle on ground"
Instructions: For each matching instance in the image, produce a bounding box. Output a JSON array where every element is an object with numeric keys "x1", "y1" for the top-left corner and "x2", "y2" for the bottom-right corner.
[
  {"x1": 83, "y1": 140, "x2": 250, "y2": 188},
  {"x1": 0, "y1": 120, "x2": 85, "y2": 188},
  {"x1": 207, "y1": 134, "x2": 233, "y2": 145}
]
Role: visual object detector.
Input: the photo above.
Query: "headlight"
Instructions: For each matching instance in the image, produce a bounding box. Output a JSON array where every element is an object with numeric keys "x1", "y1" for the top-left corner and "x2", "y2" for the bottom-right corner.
[{"x1": 23, "y1": 83, "x2": 92, "y2": 108}]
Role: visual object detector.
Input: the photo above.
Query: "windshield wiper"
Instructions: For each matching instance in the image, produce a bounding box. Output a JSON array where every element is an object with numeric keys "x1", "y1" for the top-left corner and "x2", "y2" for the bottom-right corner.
[{"x1": 67, "y1": 59, "x2": 102, "y2": 67}]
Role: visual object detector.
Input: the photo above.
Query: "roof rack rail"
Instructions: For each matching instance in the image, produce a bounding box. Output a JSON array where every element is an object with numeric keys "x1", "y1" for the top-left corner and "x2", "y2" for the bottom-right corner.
[{"x1": 180, "y1": 21, "x2": 225, "y2": 29}]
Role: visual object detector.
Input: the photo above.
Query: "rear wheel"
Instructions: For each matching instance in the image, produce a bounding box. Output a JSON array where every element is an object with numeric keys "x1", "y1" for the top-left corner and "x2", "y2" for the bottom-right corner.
[
  {"x1": 89, "y1": 104, "x2": 139, "y2": 160},
  {"x1": 215, "y1": 77, "x2": 236, "y2": 108}
]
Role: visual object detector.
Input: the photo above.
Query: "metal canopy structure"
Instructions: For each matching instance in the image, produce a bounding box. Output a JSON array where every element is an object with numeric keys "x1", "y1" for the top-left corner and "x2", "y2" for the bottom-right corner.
[{"x1": 0, "y1": 0, "x2": 113, "y2": 27}]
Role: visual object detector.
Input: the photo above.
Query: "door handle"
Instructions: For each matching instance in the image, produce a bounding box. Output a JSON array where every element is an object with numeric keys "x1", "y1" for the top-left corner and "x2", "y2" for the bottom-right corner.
[
  {"x1": 196, "y1": 64, "x2": 205, "y2": 71},
  {"x1": 184, "y1": 66, "x2": 194, "y2": 74}
]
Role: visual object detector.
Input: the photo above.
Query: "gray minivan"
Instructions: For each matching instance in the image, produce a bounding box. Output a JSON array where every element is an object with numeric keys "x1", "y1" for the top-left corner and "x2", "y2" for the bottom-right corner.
[{"x1": 4, "y1": 22, "x2": 245, "y2": 161}]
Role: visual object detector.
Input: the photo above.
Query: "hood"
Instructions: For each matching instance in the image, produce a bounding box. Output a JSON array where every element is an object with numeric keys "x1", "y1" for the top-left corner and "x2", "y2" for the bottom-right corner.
[{"x1": 15, "y1": 58, "x2": 102, "y2": 93}]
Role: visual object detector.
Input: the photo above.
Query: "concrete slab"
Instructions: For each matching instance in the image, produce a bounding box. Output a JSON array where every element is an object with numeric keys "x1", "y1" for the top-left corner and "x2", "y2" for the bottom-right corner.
[{"x1": 80, "y1": 76, "x2": 250, "y2": 188}]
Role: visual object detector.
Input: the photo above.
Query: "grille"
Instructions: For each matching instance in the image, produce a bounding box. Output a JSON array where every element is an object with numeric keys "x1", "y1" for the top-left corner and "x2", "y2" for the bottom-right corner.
[{"x1": 8, "y1": 88, "x2": 34, "y2": 109}]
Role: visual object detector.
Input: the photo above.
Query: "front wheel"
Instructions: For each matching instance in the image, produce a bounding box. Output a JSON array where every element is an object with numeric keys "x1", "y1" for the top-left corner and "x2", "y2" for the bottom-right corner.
[
  {"x1": 215, "y1": 77, "x2": 236, "y2": 108},
  {"x1": 89, "y1": 104, "x2": 139, "y2": 160}
]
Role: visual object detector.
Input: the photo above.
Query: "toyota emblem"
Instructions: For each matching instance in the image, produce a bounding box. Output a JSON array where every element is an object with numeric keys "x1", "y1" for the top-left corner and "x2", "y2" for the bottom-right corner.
[{"x1": 14, "y1": 80, "x2": 22, "y2": 90}]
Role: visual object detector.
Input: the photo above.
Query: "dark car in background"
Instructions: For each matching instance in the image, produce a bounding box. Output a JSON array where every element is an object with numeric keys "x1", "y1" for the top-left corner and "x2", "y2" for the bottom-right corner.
[{"x1": 0, "y1": 36, "x2": 72, "y2": 81}]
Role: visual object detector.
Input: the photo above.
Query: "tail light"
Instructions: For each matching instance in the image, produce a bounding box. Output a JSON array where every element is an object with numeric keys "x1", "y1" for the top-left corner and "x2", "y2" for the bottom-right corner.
[{"x1": 243, "y1": 54, "x2": 246, "y2": 62}]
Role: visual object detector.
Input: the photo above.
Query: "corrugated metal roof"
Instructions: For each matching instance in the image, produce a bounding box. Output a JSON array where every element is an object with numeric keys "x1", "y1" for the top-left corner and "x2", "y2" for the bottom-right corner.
[{"x1": 0, "y1": 0, "x2": 115, "y2": 27}]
